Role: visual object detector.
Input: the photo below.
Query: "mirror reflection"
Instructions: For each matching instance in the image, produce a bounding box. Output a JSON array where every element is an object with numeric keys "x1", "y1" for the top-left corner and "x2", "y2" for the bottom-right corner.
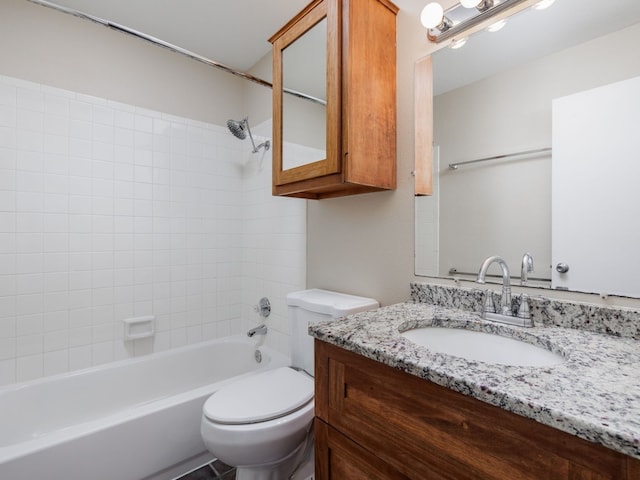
[
  {"x1": 415, "y1": 0, "x2": 640, "y2": 297},
  {"x1": 282, "y1": 18, "x2": 327, "y2": 171}
]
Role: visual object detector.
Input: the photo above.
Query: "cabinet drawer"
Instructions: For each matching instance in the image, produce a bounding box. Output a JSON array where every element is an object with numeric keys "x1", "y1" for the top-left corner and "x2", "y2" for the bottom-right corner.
[{"x1": 315, "y1": 340, "x2": 636, "y2": 480}]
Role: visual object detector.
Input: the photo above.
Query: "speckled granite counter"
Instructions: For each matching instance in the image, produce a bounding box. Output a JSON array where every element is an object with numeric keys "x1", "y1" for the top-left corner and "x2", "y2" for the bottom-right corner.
[{"x1": 309, "y1": 301, "x2": 640, "y2": 460}]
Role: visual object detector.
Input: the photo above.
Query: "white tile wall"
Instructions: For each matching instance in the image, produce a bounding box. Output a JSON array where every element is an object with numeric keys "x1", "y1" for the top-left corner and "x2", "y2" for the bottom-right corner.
[
  {"x1": 0, "y1": 76, "x2": 307, "y2": 386},
  {"x1": 240, "y1": 120, "x2": 308, "y2": 357}
]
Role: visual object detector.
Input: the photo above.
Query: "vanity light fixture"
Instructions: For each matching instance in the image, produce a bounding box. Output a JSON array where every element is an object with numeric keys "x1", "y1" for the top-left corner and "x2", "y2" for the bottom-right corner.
[
  {"x1": 422, "y1": 0, "x2": 530, "y2": 44},
  {"x1": 460, "y1": 0, "x2": 493, "y2": 11}
]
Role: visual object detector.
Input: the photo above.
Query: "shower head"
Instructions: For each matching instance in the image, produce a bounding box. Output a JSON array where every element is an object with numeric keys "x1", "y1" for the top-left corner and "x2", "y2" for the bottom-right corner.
[
  {"x1": 227, "y1": 118, "x2": 247, "y2": 140},
  {"x1": 226, "y1": 116, "x2": 270, "y2": 153}
]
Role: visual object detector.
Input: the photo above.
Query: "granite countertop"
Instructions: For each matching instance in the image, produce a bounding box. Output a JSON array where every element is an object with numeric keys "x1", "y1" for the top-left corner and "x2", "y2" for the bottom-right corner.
[{"x1": 309, "y1": 302, "x2": 640, "y2": 459}]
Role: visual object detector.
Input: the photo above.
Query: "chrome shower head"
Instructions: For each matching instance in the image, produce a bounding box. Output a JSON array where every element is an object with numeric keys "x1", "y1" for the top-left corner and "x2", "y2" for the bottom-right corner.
[
  {"x1": 227, "y1": 118, "x2": 247, "y2": 140},
  {"x1": 226, "y1": 116, "x2": 270, "y2": 153}
]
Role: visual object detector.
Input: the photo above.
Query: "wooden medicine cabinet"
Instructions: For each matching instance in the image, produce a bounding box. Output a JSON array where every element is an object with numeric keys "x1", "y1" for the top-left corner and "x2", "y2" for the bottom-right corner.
[{"x1": 269, "y1": 0, "x2": 398, "y2": 199}]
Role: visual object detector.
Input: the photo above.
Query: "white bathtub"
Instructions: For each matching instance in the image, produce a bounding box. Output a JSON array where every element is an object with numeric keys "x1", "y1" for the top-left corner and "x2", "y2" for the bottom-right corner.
[{"x1": 0, "y1": 335, "x2": 289, "y2": 480}]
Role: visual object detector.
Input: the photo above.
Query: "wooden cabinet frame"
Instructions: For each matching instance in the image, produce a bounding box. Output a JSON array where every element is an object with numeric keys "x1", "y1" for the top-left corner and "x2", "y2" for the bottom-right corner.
[
  {"x1": 414, "y1": 55, "x2": 433, "y2": 196},
  {"x1": 270, "y1": 0, "x2": 398, "y2": 199}
]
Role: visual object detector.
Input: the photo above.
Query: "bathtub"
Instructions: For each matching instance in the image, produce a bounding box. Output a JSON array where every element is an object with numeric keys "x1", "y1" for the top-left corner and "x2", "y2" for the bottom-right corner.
[{"x1": 0, "y1": 335, "x2": 289, "y2": 480}]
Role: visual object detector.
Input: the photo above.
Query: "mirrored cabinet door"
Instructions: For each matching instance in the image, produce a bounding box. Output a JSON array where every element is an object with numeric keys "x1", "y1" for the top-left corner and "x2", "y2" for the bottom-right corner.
[
  {"x1": 271, "y1": 0, "x2": 340, "y2": 189},
  {"x1": 282, "y1": 18, "x2": 327, "y2": 171}
]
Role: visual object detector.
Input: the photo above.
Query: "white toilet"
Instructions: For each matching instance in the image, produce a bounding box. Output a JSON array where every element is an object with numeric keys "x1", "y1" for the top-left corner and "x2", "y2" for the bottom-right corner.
[{"x1": 200, "y1": 289, "x2": 379, "y2": 480}]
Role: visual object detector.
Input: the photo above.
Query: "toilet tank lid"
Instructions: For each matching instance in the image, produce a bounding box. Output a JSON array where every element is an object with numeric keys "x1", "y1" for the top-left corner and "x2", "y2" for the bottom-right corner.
[{"x1": 286, "y1": 289, "x2": 379, "y2": 318}]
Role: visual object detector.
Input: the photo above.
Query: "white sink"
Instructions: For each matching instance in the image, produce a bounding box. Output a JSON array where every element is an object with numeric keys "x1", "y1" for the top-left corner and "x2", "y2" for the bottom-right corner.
[{"x1": 401, "y1": 327, "x2": 564, "y2": 367}]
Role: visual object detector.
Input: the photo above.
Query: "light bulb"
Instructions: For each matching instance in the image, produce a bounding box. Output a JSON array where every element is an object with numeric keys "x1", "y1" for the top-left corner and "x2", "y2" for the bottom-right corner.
[
  {"x1": 449, "y1": 38, "x2": 468, "y2": 49},
  {"x1": 487, "y1": 18, "x2": 507, "y2": 32},
  {"x1": 533, "y1": 0, "x2": 555, "y2": 10},
  {"x1": 421, "y1": 2, "x2": 444, "y2": 29},
  {"x1": 460, "y1": 0, "x2": 481, "y2": 8}
]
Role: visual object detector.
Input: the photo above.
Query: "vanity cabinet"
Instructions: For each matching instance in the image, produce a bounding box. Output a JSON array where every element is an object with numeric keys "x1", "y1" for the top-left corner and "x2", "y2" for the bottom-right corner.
[
  {"x1": 314, "y1": 339, "x2": 640, "y2": 479},
  {"x1": 269, "y1": 0, "x2": 398, "y2": 199}
]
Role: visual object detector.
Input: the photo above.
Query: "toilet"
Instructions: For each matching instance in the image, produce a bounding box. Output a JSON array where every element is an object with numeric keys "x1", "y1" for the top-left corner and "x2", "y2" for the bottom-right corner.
[{"x1": 200, "y1": 289, "x2": 379, "y2": 480}]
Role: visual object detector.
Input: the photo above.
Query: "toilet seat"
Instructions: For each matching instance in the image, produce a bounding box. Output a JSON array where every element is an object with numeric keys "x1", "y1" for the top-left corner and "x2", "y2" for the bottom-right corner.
[{"x1": 203, "y1": 367, "x2": 314, "y2": 425}]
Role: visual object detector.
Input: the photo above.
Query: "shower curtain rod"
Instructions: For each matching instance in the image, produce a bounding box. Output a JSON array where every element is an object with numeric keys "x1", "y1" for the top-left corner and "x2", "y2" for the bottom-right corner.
[{"x1": 27, "y1": 0, "x2": 327, "y2": 106}]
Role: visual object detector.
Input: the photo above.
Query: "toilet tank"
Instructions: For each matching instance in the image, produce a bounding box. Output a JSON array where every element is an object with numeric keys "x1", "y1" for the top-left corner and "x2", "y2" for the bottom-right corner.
[{"x1": 287, "y1": 289, "x2": 379, "y2": 376}]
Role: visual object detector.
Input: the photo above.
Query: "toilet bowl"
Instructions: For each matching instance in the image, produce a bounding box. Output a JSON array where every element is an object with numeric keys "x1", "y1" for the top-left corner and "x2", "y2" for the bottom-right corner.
[
  {"x1": 201, "y1": 367, "x2": 314, "y2": 479},
  {"x1": 200, "y1": 289, "x2": 379, "y2": 480}
]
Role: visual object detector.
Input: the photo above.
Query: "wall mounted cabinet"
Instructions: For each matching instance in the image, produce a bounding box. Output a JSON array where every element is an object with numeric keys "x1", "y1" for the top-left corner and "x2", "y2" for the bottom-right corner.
[{"x1": 269, "y1": 0, "x2": 398, "y2": 199}]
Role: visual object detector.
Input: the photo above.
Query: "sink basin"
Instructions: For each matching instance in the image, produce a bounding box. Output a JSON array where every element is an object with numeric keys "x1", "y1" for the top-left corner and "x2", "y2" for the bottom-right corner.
[{"x1": 401, "y1": 327, "x2": 564, "y2": 367}]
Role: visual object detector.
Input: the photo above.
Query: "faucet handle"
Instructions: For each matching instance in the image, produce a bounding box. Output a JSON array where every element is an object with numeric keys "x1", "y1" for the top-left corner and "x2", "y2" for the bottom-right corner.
[
  {"x1": 254, "y1": 297, "x2": 271, "y2": 318},
  {"x1": 482, "y1": 289, "x2": 496, "y2": 315},
  {"x1": 516, "y1": 293, "x2": 531, "y2": 320}
]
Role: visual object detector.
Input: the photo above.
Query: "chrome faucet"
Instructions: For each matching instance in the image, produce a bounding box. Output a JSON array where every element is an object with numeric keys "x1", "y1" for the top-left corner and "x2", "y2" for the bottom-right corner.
[
  {"x1": 520, "y1": 252, "x2": 534, "y2": 286},
  {"x1": 476, "y1": 255, "x2": 533, "y2": 327},
  {"x1": 476, "y1": 255, "x2": 512, "y2": 316},
  {"x1": 247, "y1": 324, "x2": 267, "y2": 338}
]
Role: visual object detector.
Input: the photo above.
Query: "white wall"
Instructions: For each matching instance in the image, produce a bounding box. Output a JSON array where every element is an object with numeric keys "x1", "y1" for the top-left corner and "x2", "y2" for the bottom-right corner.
[
  {"x1": 0, "y1": 0, "x2": 243, "y2": 126},
  {"x1": 0, "y1": 76, "x2": 245, "y2": 383},
  {"x1": 239, "y1": 119, "x2": 307, "y2": 357},
  {"x1": 0, "y1": 0, "x2": 306, "y2": 385},
  {"x1": 306, "y1": 6, "x2": 424, "y2": 306}
]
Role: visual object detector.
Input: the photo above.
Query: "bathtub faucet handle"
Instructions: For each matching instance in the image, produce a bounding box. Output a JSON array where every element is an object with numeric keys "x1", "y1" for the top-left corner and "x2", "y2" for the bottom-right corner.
[
  {"x1": 254, "y1": 297, "x2": 271, "y2": 318},
  {"x1": 247, "y1": 324, "x2": 268, "y2": 338}
]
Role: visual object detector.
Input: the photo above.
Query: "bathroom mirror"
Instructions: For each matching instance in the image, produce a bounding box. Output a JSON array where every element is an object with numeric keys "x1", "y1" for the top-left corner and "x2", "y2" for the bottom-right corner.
[
  {"x1": 282, "y1": 18, "x2": 327, "y2": 170},
  {"x1": 414, "y1": 0, "x2": 640, "y2": 297}
]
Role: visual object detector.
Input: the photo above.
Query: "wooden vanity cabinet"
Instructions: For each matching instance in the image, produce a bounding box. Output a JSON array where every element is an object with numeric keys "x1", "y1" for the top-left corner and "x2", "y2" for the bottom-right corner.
[
  {"x1": 269, "y1": 0, "x2": 398, "y2": 199},
  {"x1": 314, "y1": 339, "x2": 640, "y2": 479}
]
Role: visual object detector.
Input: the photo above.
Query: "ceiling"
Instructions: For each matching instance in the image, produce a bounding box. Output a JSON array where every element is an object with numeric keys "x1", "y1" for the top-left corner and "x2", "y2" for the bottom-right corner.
[
  {"x1": 37, "y1": 0, "x2": 312, "y2": 72},
  {"x1": 34, "y1": 0, "x2": 640, "y2": 94}
]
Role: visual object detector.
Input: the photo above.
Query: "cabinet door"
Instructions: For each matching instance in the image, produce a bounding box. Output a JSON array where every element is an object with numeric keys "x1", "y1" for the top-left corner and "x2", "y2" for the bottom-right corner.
[
  {"x1": 315, "y1": 418, "x2": 410, "y2": 480},
  {"x1": 343, "y1": 0, "x2": 397, "y2": 190},
  {"x1": 270, "y1": 0, "x2": 341, "y2": 187}
]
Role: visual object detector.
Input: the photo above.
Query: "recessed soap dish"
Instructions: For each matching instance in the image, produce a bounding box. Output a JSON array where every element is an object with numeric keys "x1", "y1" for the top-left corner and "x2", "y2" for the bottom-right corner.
[{"x1": 123, "y1": 315, "x2": 155, "y2": 341}]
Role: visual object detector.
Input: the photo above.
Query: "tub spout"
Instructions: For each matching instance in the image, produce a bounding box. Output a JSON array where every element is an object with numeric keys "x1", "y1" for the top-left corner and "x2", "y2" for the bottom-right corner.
[{"x1": 247, "y1": 324, "x2": 267, "y2": 338}]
